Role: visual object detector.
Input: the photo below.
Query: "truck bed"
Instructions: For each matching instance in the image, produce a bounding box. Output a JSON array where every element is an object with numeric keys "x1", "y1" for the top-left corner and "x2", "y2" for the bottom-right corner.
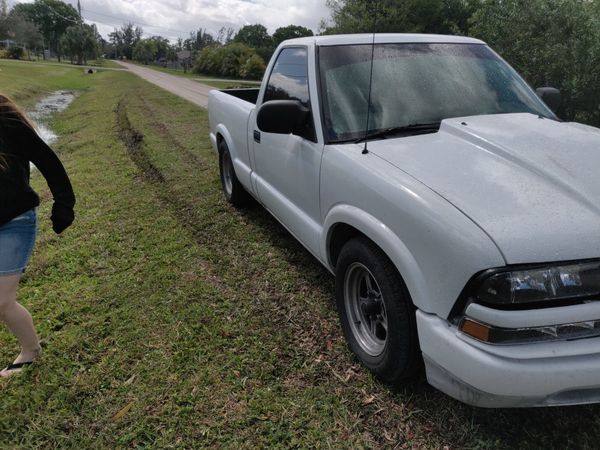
[{"x1": 219, "y1": 88, "x2": 260, "y2": 105}]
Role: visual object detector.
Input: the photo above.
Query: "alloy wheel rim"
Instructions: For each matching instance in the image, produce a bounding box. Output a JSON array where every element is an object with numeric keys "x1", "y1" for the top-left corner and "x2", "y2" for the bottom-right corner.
[
  {"x1": 222, "y1": 150, "x2": 233, "y2": 195},
  {"x1": 343, "y1": 262, "x2": 388, "y2": 356}
]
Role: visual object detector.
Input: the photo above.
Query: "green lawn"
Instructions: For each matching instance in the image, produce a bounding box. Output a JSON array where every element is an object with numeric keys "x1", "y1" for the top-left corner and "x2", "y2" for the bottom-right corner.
[
  {"x1": 0, "y1": 59, "x2": 94, "y2": 109},
  {"x1": 1, "y1": 60, "x2": 599, "y2": 449},
  {"x1": 3, "y1": 57, "x2": 121, "y2": 69}
]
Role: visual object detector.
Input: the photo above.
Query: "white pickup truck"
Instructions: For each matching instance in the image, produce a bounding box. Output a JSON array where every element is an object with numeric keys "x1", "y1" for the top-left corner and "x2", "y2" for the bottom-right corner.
[{"x1": 208, "y1": 34, "x2": 600, "y2": 408}]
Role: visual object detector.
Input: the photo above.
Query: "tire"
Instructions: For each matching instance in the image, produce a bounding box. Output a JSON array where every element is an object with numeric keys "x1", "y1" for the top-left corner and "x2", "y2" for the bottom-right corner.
[
  {"x1": 335, "y1": 236, "x2": 421, "y2": 384},
  {"x1": 218, "y1": 140, "x2": 252, "y2": 208}
]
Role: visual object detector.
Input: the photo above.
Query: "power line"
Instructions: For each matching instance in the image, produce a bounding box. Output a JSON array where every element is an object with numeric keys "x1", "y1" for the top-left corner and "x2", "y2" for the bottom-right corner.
[
  {"x1": 82, "y1": 7, "x2": 191, "y2": 35},
  {"x1": 44, "y1": 2, "x2": 80, "y2": 24},
  {"x1": 8, "y1": 0, "x2": 80, "y2": 24}
]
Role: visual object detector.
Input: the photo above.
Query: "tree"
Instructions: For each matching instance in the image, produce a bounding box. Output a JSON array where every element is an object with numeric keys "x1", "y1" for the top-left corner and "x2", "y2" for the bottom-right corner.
[
  {"x1": 183, "y1": 28, "x2": 214, "y2": 52},
  {"x1": 12, "y1": 0, "x2": 81, "y2": 61},
  {"x1": 132, "y1": 38, "x2": 156, "y2": 64},
  {"x1": 234, "y1": 24, "x2": 274, "y2": 62},
  {"x1": 234, "y1": 24, "x2": 271, "y2": 48},
  {"x1": 0, "y1": 10, "x2": 43, "y2": 59},
  {"x1": 60, "y1": 23, "x2": 99, "y2": 64},
  {"x1": 148, "y1": 36, "x2": 170, "y2": 60},
  {"x1": 470, "y1": 0, "x2": 600, "y2": 126},
  {"x1": 322, "y1": 0, "x2": 478, "y2": 35},
  {"x1": 272, "y1": 25, "x2": 313, "y2": 46},
  {"x1": 131, "y1": 36, "x2": 177, "y2": 65},
  {"x1": 109, "y1": 22, "x2": 143, "y2": 60},
  {"x1": 217, "y1": 26, "x2": 234, "y2": 44}
]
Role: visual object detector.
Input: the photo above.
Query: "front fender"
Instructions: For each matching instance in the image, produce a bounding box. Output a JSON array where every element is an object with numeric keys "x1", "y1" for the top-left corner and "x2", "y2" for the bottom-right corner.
[{"x1": 322, "y1": 204, "x2": 431, "y2": 312}]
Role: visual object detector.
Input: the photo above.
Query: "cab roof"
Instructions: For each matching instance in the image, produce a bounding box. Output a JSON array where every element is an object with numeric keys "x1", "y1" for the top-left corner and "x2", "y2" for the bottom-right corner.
[{"x1": 281, "y1": 33, "x2": 486, "y2": 47}]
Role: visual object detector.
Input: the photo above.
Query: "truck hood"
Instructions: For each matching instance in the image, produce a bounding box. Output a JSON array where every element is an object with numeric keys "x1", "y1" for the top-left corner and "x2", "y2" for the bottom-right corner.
[{"x1": 368, "y1": 113, "x2": 600, "y2": 264}]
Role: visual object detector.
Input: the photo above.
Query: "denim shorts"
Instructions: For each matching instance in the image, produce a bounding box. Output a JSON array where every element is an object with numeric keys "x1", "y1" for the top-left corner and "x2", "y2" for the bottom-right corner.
[{"x1": 0, "y1": 209, "x2": 37, "y2": 276}]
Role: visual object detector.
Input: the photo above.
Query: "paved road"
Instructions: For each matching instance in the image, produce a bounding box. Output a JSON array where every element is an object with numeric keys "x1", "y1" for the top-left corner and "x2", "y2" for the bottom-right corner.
[{"x1": 116, "y1": 60, "x2": 214, "y2": 108}]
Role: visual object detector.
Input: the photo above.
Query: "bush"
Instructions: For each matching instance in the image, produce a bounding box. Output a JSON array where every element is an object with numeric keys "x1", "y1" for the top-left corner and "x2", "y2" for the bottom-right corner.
[
  {"x1": 240, "y1": 53, "x2": 266, "y2": 80},
  {"x1": 193, "y1": 43, "x2": 265, "y2": 80},
  {"x1": 0, "y1": 49, "x2": 8, "y2": 59},
  {"x1": 7, "y1": 46, "x2": 24, "y2": 60}
]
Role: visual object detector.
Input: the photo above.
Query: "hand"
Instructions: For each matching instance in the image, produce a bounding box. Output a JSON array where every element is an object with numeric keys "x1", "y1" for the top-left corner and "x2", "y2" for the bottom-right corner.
[{"x1": 51, "y1": 203, "x2": 74, "y2": 234}]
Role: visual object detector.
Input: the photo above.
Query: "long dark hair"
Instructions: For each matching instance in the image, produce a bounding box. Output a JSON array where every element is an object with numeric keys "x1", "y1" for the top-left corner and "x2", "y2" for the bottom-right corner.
[{"x1": 0, "y1": 93, "x2": 35, "y2": 170}]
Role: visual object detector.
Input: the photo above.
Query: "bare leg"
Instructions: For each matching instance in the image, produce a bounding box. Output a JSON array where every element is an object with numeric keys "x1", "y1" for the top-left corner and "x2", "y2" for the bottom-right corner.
[{"x1": 0, "y1": 273, "x2": 41, "y2": 376}]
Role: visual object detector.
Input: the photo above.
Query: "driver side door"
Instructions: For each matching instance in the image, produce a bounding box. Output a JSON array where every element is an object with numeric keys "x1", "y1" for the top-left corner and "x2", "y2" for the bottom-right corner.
[{"x1": 251, "y1": 46, "x2": 324, "y2": 256}]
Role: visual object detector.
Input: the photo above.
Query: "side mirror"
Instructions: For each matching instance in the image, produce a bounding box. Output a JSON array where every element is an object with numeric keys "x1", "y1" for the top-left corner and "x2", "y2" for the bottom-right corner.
[
  {"x1": 536, "y1": 87, "x2": 561, "y2": 113},
  {"x1": 257, "y1": 100, "x2": 310, "y2": 135}
]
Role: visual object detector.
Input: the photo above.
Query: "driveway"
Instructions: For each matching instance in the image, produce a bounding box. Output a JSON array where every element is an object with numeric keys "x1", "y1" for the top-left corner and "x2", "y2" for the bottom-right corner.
[{"x1": 116, "y1": 61, "x2": 213, "y2": 108}]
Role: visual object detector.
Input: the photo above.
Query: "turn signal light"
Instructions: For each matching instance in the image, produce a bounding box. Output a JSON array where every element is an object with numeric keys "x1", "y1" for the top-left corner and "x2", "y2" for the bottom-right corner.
[
  {"x1": 459, "y1": 317, "x2": 600, "y2": 345},
  {"x1": 460, "y1": 319, "x2": 490, "y2": 342}
]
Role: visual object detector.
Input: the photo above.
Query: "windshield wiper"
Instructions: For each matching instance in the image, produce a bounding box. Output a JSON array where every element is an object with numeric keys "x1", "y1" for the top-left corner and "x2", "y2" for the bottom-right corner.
[{"x1": 354, "y1": 122, "x2": 441, "y2": 143}]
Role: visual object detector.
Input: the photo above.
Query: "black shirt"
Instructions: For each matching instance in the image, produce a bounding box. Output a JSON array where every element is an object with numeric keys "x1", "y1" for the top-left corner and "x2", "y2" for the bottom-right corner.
[{"x1": 0, "y1": 109, "x2": 75, "y2": 231}]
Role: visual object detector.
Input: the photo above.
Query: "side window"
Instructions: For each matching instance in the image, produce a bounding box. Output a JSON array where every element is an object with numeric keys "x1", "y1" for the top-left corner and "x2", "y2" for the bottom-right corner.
[{"x1": 263, "y1": 47, "x2": 316, "y2": 141}]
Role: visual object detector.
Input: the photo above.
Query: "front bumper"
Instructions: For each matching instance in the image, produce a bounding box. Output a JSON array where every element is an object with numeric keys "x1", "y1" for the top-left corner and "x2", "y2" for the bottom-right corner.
[{"x1": 417, "y1": 311, "x2": 600, "y2": 407}]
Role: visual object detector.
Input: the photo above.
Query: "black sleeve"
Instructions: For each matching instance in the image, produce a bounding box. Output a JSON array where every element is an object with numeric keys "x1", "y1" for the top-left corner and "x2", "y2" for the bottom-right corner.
[{"x1": 4, "y1": 115, "x2": 76, "y2": 209}]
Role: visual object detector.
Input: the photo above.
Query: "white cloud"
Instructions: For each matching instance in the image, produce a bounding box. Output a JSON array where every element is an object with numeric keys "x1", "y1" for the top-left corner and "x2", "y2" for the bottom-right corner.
[{"x1": 11, "y1": 0, "x2": 331, "y2": 40}]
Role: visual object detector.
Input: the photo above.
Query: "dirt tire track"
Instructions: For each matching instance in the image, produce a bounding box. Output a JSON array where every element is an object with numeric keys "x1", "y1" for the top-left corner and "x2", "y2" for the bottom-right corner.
[
  {"x1": 115, "y1": 100, "x2": 165, "y2": 184},
  {"x1": 137, "y1": 96, "x2": 206, "y2": 169}
]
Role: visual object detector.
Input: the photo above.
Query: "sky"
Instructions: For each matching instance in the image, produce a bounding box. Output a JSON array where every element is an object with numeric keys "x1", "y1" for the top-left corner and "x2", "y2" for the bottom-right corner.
[{"x1": 9, "y1": 0, "x2": 332, "y2": 41}]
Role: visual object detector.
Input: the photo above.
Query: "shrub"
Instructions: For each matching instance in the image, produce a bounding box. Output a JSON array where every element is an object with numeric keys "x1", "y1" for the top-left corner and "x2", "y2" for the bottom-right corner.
[
  {"x1": 7, "y1": 46, "x2": 24, "y2": 59},
  {"x1": 193, "y1": 43, "x2": 265, "y2": 79},
  {"x1": 240, "y1": 53, "x2": 266, "y2": 80}
]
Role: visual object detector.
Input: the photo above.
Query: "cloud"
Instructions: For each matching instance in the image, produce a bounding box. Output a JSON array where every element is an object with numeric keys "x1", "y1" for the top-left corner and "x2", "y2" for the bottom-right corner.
[{"x1": 11, "y1": 0, "x2": 331, "y2": 40}]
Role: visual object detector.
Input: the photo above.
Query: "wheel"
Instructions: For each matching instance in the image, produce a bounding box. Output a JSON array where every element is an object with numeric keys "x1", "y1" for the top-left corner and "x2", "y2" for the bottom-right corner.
[
  {"x1": 335, "y1": 236, "x2": 420, "y2": 384},
  {"x1": 218, "y1": 140, "x2": 251, "y2": 207}
]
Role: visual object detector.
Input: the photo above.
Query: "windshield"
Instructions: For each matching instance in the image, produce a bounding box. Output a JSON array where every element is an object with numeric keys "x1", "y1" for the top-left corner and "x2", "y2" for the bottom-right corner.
[{"x1": 318, "y1": 43, "x2": 555, "y2": 143}]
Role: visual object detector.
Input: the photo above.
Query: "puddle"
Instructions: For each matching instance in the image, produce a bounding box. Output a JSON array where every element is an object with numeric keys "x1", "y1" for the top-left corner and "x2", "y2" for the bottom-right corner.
[{"x1": 28, "y1": 91, "x2": 76, "y2": 144}]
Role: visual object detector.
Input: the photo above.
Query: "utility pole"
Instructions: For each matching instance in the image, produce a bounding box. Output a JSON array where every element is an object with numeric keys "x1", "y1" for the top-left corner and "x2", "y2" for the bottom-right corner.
[{"x1": 77, "y1": 0, "x2": 83, "y2": 28}]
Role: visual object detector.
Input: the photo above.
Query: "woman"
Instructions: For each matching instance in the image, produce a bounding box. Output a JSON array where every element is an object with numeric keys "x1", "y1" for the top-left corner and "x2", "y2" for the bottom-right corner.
[{"x1": 0, "y1": 93, "x2": 75, "y2": 377}]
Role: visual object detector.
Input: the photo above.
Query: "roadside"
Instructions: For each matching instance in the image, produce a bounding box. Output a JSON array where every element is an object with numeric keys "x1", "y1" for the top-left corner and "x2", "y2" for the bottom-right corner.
[
  {"x1": 1, "y1": 60, "x2": 599, "y2": 449},
  {"x1": 115, "y1": 60, "x2": 214, "y2": 108},
  {"x1": 125, "y1": 61, "x2": 261, "y2": 89}
]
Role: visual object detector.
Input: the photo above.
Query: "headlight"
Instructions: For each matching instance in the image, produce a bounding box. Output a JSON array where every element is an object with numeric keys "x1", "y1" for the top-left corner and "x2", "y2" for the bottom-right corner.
[{"x1": 475, "y1": 261, "x2": 600, "y2": 307}]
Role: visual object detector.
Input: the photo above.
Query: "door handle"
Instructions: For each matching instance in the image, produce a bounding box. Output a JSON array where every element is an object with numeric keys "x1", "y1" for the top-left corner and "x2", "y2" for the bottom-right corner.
[{"x1": 253, "y1": 130, "x2": 261, "y2": 143}]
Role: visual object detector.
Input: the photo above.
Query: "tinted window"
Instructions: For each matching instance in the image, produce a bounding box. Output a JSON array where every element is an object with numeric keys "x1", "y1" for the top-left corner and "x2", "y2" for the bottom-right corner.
[
  {"x1": 264, "y1": 47, "x2": 310, "y2": 106},
  {"x1": 263, "y1": 47, "x2": 315, "y2": 141}
]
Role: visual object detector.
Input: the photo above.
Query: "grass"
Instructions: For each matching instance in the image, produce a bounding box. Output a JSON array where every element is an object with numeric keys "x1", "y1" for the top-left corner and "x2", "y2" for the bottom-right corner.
[
  {"x1": 0, "y1": 59, "x2": 95, "y2": 109},
  {"x1": 1, "y1": 59, "x2": 600, "y2": 449},
  {"x1": 3, "y1": 57, "x2": 121, "y2": 69}
]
